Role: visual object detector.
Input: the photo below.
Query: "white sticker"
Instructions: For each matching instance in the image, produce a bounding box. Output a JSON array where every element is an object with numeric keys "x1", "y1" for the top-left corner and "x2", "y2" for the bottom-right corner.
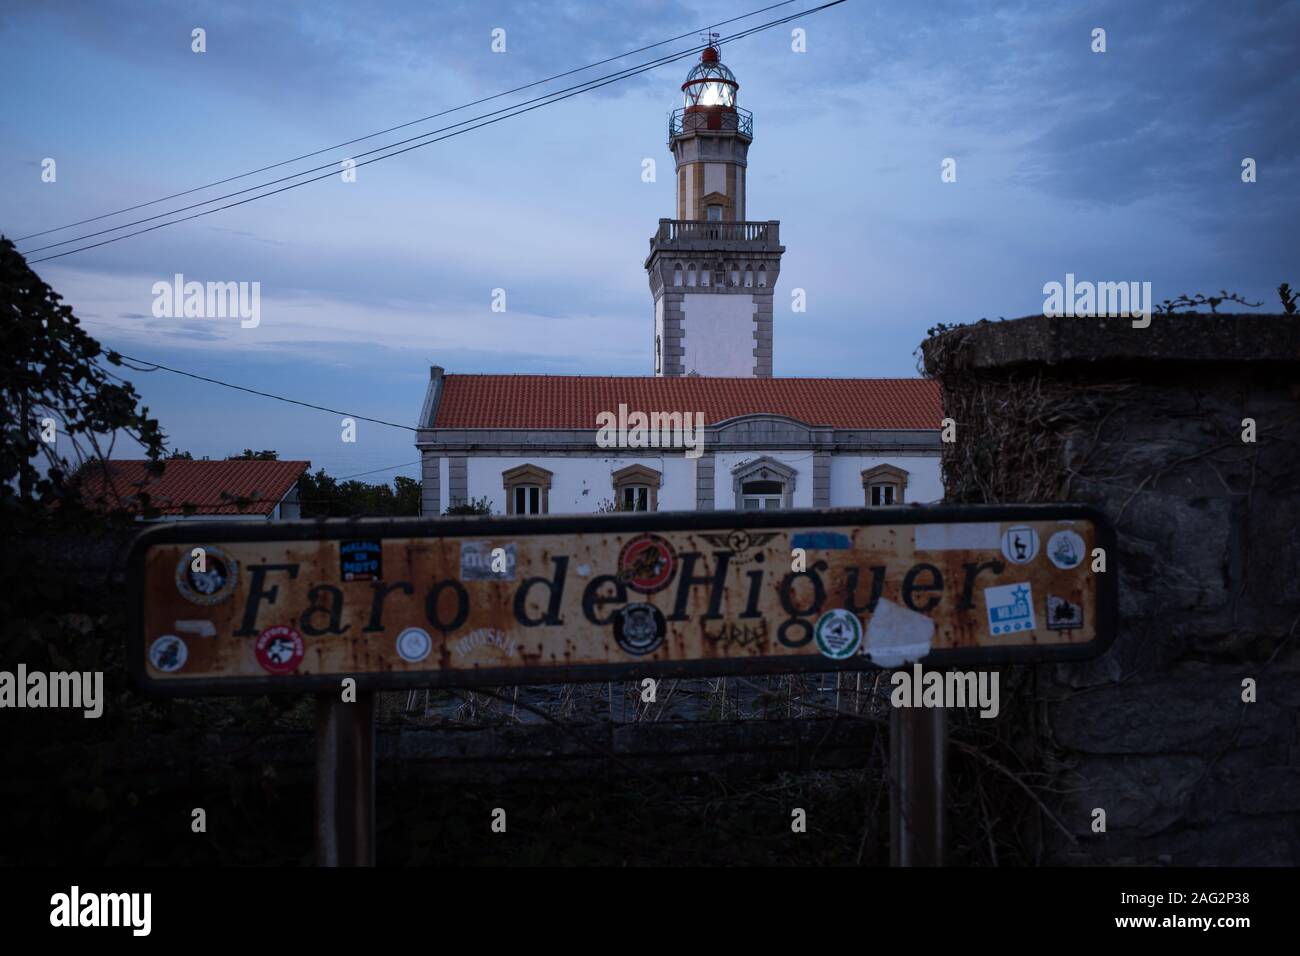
[
  {"x1": 984, "y1": 582, "x2": 1036, "y2": 636},
  {"x1": 149, "y1": 634, "x2": 188, "y2": 672},
  {"x1": 1000, "y1": 525, "x2": 1039, "y2": 565},
  {"x1": 1046, "y1": 530, "x2": 1085, "y2": 569},
  {"x1": 863, "y1": 598, "x2": 935, "y2": 667},
  {"x1": 395, "y1": 627, "x2": 433, "y2": 663},
  {"x1": 460, "y1": 541, "x2": 516, "y2": 581},
  {"x1": 174, "y1": 620, "x2": 216, "y2": 638},
  {"x1": 914, "y1": 522, "x2": 1000, "y2": 551}
]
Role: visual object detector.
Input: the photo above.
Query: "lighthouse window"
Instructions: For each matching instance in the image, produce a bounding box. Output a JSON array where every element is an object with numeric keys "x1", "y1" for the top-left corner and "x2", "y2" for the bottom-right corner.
[
  {"x1": 758, "y1": 265, "x2": 767, "y2": 288},
  {"x1": 706, "y1": 204, "x2": 722, "y2": 221},
  {"x1": 729, "y1": 263, "x2": 740, "y2": 287},
  {"x1": 687, "y1": 263, "x2": 697, "y2": 287},
  {"x1": 673, "y1": 263, "x2": 683, "y2": 287},
  {"x1": 744, "y1": 266, "x2": 754, "y2": 288}
]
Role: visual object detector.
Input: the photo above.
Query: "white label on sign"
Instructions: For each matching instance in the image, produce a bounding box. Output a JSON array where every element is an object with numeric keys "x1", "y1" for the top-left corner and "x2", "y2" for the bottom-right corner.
[
  {"x1": 914, "y1": 522, "x2": 1001, "y2": 551},
  {"x1": 864, "y1": 598, "x2": 935, "y2": 667}
]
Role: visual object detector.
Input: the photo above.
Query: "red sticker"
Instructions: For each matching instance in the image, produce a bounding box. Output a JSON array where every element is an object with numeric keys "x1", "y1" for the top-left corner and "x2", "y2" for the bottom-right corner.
[
  {"x1": 618, "y1": 534, "x2": 677, "y2": 594},
  {"x1": 255, "y1": 625, "x2": 305, "y2": 674}
]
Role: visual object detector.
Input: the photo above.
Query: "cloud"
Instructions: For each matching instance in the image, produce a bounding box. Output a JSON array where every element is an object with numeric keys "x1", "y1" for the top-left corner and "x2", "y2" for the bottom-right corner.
[{"x1": 6, "y1": 0, "x2": 1298, "y2": 472}]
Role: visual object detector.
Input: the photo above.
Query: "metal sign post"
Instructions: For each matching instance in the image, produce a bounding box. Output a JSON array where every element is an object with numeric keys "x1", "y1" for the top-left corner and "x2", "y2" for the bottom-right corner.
[
  {"x1": 314, "y1": 691, "x2": 375, "y2": 866},
  {"x1": 890, "y1": 704, "x2": 946, "y2": 866}
]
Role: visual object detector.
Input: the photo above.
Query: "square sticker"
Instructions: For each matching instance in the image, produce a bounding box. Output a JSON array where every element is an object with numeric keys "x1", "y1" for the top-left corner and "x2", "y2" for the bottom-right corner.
[
  {"x1": 984, "y1": 582, "x2": 1036, "y2": 636},
  {"x1": 339, "y1": 540, "x2": 382, "y2": 581}
]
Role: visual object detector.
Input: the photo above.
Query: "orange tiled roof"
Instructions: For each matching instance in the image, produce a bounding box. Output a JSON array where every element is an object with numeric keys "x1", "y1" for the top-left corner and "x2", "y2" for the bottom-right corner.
[
  {"x1": 431, "y1": 376, "x2": 941, "y2": 430},
  {"x1": 76, "y1": 459, "x2": 310, "y2": 516}
]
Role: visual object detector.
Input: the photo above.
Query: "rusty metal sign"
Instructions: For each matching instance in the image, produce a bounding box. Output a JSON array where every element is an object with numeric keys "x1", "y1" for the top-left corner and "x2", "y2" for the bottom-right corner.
[{"x1": 127, "y1": 505, "x2": 1117, "y2": 695}]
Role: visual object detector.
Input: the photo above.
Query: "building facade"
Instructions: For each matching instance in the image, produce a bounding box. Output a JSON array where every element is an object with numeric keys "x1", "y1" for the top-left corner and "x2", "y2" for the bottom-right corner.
[{"x1": 416, "y1": 46, "x2": 941, "y2": 515}]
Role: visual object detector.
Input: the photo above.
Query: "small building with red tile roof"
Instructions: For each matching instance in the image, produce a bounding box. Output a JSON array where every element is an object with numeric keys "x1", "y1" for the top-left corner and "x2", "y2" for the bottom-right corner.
[{"x1": 76, "y1": 458, "x2": 310, "y2": 520}]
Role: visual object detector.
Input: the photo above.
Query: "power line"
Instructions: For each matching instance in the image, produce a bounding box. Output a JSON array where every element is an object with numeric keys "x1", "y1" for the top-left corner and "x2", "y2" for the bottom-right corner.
[
  {"x1": 102, "y1": 351, "x2": 422, "y2": 473},
  {"x1": 21, "y1": 15, "x2": 770, "y2": 257},
  {"x1": 25, "y1": 2, "x2": 845, "y2": 263},
  {"x1": 14, "y1": 2, "x2": 796, "y2": 243},
  {"x1": 109, "y1": 351, "x2": 420, "y2": 432},
  {"x1": 26, "y1": 38, "x2": 690, "y2": 258},
  {"x1": 336, "y1": 460, "x2": 422, "y2": 481}
]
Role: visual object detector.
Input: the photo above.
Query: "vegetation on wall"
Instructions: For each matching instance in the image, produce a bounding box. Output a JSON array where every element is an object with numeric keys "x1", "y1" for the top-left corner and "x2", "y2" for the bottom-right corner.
[{"x1": 444, "y1": 496, "x2": 493, "y2": 516}]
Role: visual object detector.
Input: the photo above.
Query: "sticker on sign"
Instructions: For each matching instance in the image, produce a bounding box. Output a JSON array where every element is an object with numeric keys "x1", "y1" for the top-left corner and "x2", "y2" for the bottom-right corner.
[{"x1": 127, "y1": 506, "x2": 1116, "y2": 695}]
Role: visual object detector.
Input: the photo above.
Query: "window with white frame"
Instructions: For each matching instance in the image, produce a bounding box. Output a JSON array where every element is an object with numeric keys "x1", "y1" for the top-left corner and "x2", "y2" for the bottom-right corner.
[
  {"x1": 741, "y1": 479, "x2": 784, "y2": 509},
  {"x1": 869, "y1": 483, "x2": 896, "y2": 506},
  {"x1": 612, "y1": 464, "x2": 661, "y2": 512},
  {"x1": 861, "y1": 464, "x2": 908, "y2": 507},
  {"x1": 732, "y1": 457, "x2": 796, "y2": 510},
  {"x1": 622, "y1": 485, "x2": 651, "y2": 511},
  {"x1": 502, "y1": 464, "x2": 553, "y2": 515}
]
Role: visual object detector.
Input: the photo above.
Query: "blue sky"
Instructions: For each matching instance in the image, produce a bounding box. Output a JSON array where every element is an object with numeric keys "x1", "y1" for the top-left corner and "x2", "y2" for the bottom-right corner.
[{"x1": 3, "y1": 0, "x2": 1297, "y2": 482}]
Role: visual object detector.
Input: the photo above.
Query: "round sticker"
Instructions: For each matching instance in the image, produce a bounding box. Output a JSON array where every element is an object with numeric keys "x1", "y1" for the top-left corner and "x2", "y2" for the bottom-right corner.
[
  {"x1": 1046, "y1": 530, "x2": 1085, "y2": 570},
  {"x1": 396, "y1": 627, "x2": 433, "y2": 663},
  {"x1": 613, "y1": 603, "x2": 666, "y2": 656},
  {"x1": 814, "y1": 609, "x2": 863, "y2": 660},
  {"x1": 255, "y1": 625, "x2": 305, "y2": 674},
  {"x1": 1000, "y1": 525, "x2": 1040, "y2": 565},
  {"x1": 175, "y1": 545, "x2": 238, "y2": 605},
  {"x1": 618, "y1": 534, "x2": 677, "y2": 594},
  {"x1": 149, "y1": 634, "x2": 188, "y2": 673}
]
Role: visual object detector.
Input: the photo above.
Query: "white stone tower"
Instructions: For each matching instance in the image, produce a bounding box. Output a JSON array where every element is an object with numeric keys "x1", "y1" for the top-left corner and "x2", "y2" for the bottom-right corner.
[{"x1": 645, "y1": 44, "x2": 784, "y2": 377}]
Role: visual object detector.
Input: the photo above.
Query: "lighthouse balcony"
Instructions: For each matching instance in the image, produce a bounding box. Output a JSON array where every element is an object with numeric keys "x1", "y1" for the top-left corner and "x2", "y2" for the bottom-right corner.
[
  {"x1": 669, "y1": 105, "x2": 753, "y2": 141},
  {"x1": 650, "y1": 218, "x2": 780, "y2": 248}
]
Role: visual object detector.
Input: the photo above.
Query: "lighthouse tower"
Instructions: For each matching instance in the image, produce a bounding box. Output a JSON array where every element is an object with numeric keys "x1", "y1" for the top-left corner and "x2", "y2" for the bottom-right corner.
[{"x1": 646, "y1": 43, "x2": 784, "y2": 377}]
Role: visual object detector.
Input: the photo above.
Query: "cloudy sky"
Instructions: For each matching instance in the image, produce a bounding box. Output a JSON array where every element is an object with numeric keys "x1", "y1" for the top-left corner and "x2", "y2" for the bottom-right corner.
[{"x1": 3, "y1": 0, "x2": 1297, "y2": 481}]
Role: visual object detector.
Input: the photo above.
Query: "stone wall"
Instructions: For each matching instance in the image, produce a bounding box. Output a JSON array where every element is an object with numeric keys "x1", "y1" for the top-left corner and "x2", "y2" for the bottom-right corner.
[{"x1": 922, "y1": 313, "x2": 1300, "y2": 865}]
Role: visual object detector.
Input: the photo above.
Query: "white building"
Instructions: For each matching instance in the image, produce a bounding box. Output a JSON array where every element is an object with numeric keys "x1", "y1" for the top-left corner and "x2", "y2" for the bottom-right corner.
[{"x1": 416, "y1": 46, "x2": 941, "y2": 515}]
